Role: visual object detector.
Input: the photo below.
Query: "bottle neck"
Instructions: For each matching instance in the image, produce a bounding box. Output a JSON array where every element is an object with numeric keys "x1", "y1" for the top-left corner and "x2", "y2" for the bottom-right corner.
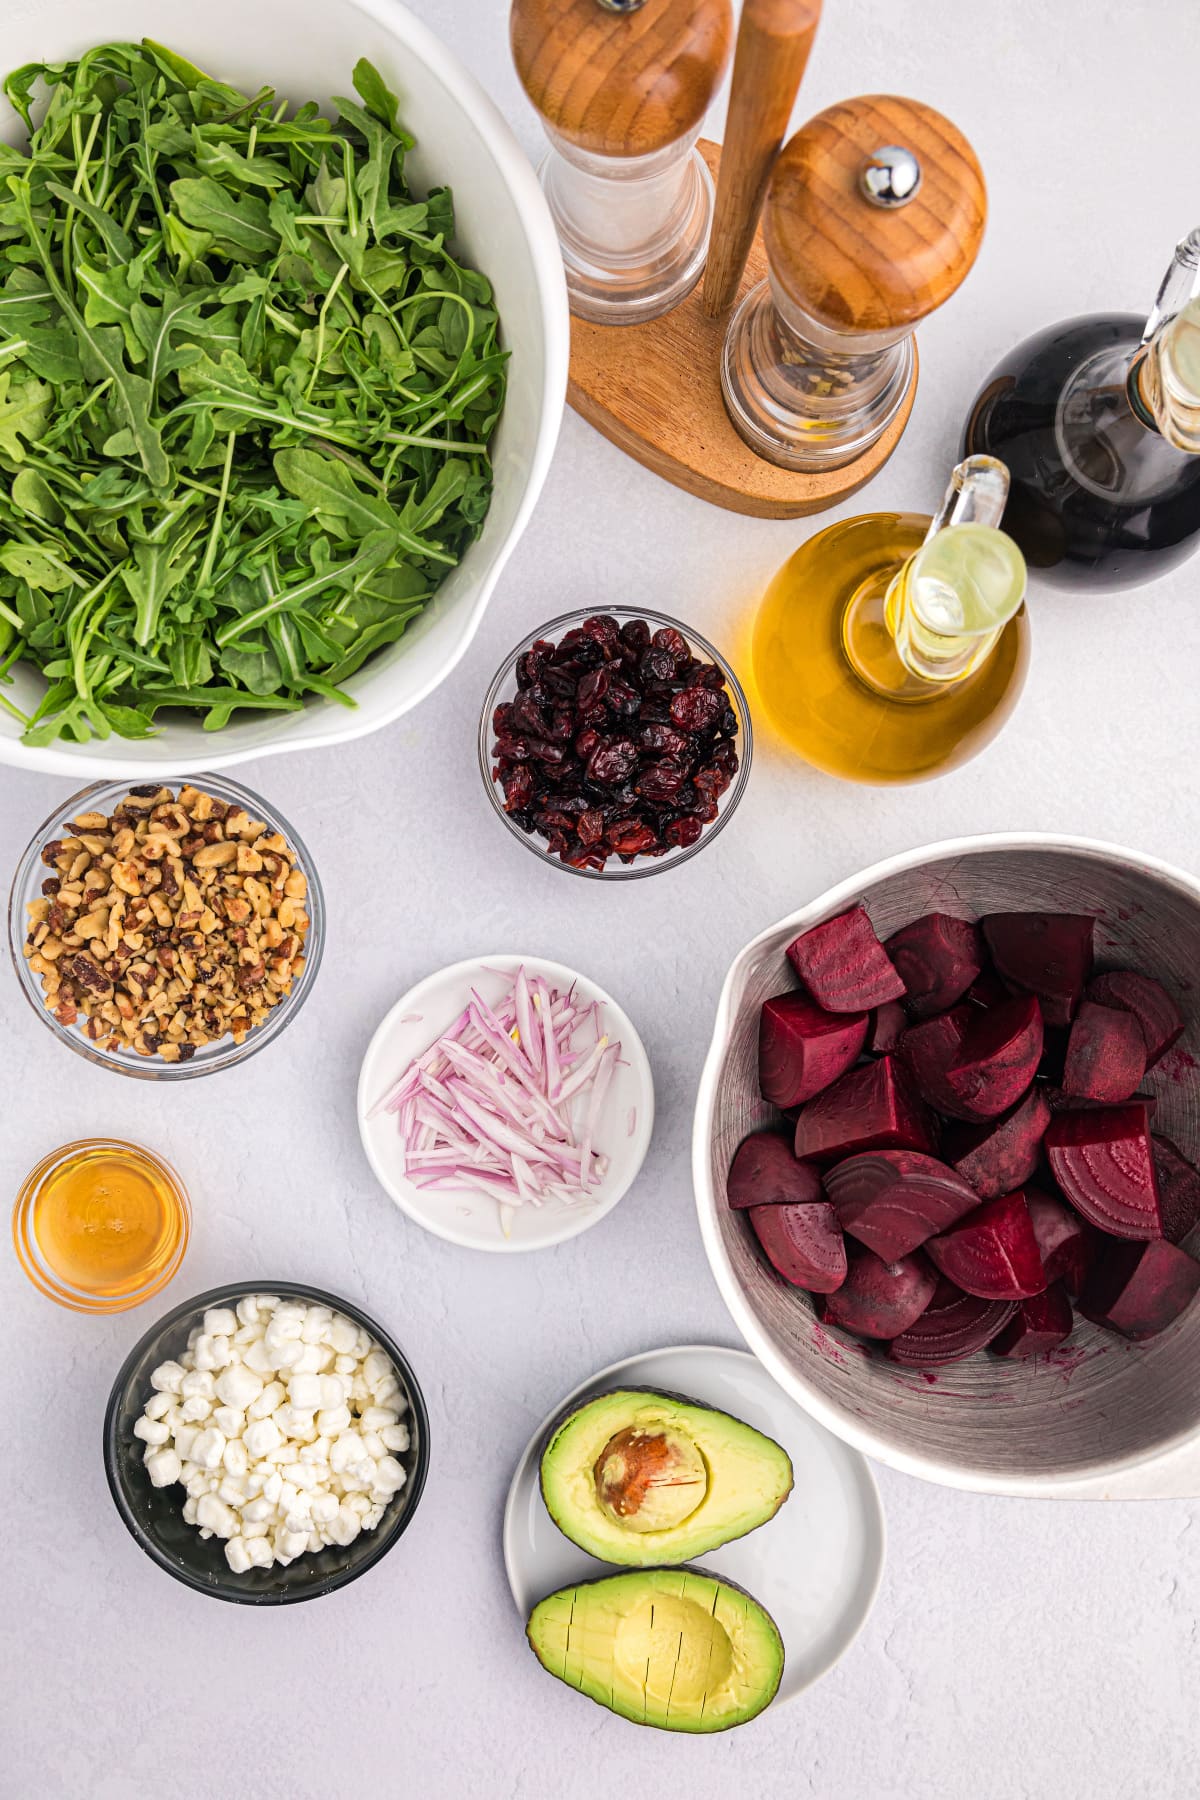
[
  {"x1": 1130, "y1": 231, "x2": 1200, "y2": 453},
  {"x1": 841, "y1": 456, "x2": 1027, "y2": 698}
]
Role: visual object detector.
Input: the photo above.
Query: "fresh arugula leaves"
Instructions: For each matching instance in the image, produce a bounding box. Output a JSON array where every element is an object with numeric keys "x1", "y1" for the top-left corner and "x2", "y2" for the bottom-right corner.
[{"x1": 0, "y1": 41, "x2": 507, "y2": 743}]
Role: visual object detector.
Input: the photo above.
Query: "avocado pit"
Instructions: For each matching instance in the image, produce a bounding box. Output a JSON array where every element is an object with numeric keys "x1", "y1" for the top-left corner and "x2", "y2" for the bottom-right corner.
[{"x1": 593, "y1": 1425, "x2": 708, "y2": 1533}]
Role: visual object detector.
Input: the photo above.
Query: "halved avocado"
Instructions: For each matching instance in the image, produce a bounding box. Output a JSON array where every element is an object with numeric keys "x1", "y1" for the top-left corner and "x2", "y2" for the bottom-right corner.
[
  {"x1": 527, "y1": 1566, "x2": 784, "y2": 1732},
  {"x1": 539, "y1": 1387, "x2": 792, "y2": 1566}
]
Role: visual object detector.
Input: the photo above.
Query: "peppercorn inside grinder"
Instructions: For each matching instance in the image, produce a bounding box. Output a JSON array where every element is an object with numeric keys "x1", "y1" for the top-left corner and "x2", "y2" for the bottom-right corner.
[
  {"x1": 722, "y1": 95, "x2": 987, "y2": 471},
  {"x1": 510, "y1": 0, "x2": 734, "y2": 323}
]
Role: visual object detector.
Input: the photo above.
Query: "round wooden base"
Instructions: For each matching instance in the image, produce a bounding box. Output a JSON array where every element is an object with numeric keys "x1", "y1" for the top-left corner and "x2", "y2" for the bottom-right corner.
[{"x1": 566, "y1": 140, "x2": 919, "y2": 519}]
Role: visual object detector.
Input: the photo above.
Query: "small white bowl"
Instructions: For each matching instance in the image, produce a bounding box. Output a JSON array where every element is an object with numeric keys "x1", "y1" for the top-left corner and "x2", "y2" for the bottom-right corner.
[
  {"x1": 357, "y1": 956, "x2": 654, "y2": 1252},
  {"x1": 503, "y1": 1344, "x2": 885, "y2": 1710}
]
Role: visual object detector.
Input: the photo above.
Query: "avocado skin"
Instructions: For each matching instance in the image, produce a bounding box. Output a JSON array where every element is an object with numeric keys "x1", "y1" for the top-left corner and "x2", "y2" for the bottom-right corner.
[
  {"x1": 525, "y1": 1565, "x2": 785, "y2": 1733},
  {"x1": 538, "y1": 1386, "x2": 794, "y2": 1567}
]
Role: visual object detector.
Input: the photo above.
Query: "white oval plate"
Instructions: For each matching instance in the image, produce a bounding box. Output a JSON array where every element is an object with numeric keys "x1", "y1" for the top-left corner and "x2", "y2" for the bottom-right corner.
[
  {"x1": 357, "y1": 955, "x2": 654, "y2": 1252},
  {"x1": 503, "y1": 1344, "x2": 885, "y2": 1707}
]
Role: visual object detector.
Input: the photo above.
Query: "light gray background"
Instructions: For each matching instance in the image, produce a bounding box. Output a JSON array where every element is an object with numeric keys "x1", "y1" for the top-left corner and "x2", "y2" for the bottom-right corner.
[{"x1": 3, "y1": 2, "x2": 1198, "y2": 1795}]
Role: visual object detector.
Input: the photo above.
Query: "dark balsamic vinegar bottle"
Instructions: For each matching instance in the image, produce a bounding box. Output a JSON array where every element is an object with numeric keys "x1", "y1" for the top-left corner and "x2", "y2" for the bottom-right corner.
[{"x1": 963, "y1": 231, "x2": 1200, "y2": 592}]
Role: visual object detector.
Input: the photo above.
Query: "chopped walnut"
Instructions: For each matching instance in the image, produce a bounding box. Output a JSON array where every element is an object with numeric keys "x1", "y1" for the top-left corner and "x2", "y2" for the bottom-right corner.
[{"x1": 24, "y1": 785, "x2": 311, "y2": 1060}]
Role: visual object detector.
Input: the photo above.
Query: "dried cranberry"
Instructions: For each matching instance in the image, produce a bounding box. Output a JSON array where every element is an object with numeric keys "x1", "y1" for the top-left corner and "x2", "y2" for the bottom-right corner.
[
  {"x1": 638, "y1": 722, "x2": 689, "y2": 756},
  {"x1": 574, "y1": 726, "x2": 601, "y2": 759},
  {"x1": 604, "y1": 677, "x2": 640, "y2": 718},
  {"x1": 669, "y1": 687, "x2": 724, "y2": 732},
  {"x1": 578, "y1": 667, "x2": 610, "y2": 707},
  {"x1": 516, "y1": 643, "x2": 552, "y2": 688},
  {"x1": 694, "y1": 762, "x2": 731, "y2": 798},
  {"x1": 510, "y1": 690, "x2": 547, "y2": 736},
  {"x1": 606, "y1": 821, "x2": 658, "y2": 855},
  {"x1": 493, "y1": 701, "x2": 515, "y2": 736},
  {"x1": 692, "y1": 795, "x2": 720, "y2": 823},
  {"x1": 635, "y1": 758, "x2": 686, "y2": 803},
  {"x1": 543, "y1": 663, "x2": 578, "y2": 699},
  {"x1": 652, "y1": 626, "x2": 689, "y2": 659},
  {"x1": 586, "y1": 739, "x2": 639, "y2": 785},
  {"x1": 637, "y1": 646, "x2": 676, "y2": 686},
  {"x1": 665, "y1": 816, "x2": 704, "y2": 849},
  {"x1": 619, "y1": 619, "x2": 650, "y2": 652},
  {"x1": 577, "y1": 808, "x2": 606, "y2": 845},
  {"x1": 581, "y1": 614, "x2": 620, "y2": 649}
]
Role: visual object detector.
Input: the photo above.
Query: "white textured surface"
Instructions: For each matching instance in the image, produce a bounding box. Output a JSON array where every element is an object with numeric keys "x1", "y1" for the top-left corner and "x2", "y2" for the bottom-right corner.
[{"x1": 2, "y1": 1, "x2": 1198, "y2": 1794}]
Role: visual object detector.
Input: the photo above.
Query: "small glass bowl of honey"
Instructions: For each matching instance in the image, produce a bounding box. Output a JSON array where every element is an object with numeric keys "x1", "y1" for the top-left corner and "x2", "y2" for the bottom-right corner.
[{"x1": 14, "y1": 1138, "x2": 190, "y2": 1313}]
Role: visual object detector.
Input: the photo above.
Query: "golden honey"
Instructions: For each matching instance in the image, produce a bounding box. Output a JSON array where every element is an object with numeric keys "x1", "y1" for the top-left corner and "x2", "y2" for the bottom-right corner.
[{"x1": 14, "y1": 1139, "x2": 189, "y2": 1312}]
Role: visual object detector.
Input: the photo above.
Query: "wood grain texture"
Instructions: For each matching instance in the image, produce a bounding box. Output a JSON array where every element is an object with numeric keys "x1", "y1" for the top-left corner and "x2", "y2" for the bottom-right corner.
[
  {"x1": 702, "y1": 0, "x2": 822, "y2": 318},
  {"x1": 510, "y1": 0, "x2": 733, "y2": 157},
  {"x1": 764, "y1": 94, "x2": 986, "y2": 333},
  {"x1": 567, "y1": 140, "x2": 917, "y2": 517}
]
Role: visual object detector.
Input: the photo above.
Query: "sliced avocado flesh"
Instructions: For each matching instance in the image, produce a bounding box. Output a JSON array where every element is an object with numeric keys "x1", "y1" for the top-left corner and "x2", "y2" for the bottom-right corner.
[
  {"x1": 527, "y1": 1568, "x2": 784, "y2": 1732},
  {"x1": 539, "y1": 1387, "x2": 793, "y2": 1566}
]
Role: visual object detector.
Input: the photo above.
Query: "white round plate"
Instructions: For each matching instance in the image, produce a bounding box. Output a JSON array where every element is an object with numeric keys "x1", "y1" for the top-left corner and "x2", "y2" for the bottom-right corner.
[
  {"x1": 503, "y1": 1344, "x2": 885, "y2": 1707},
  {"x1": 357, "y1": 955, "x2": 654, "y2": 1252}
]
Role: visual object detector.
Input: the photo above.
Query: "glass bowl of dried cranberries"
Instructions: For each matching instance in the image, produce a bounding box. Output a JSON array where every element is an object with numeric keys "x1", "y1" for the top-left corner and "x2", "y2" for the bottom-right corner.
[{"x1": 479, "y1": 609, "x2": 752, "y2": 878}]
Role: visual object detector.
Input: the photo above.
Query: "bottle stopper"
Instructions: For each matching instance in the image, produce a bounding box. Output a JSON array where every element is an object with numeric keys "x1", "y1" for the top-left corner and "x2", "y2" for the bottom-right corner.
[
  {"x1": 510, "y1": 0, "x2": 733, "y2": 322},
  {"x1": 721, "y1": 94, "x2": 986, "y2": 469}
]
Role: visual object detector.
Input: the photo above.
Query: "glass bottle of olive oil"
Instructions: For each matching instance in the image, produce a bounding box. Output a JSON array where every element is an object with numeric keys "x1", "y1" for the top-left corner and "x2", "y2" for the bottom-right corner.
[{"x1": 752, "y1": 456, "x2": 1030, "y2": 783}]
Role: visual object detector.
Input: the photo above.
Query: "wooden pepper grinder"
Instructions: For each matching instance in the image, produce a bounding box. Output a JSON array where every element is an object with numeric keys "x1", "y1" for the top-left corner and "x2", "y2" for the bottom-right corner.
[
  {"x1": 510, "y1": 0, "x2": 733, "y2": 323},
  {"x1": 722, "y1": 95, "x2": 986, "y2": 469}
]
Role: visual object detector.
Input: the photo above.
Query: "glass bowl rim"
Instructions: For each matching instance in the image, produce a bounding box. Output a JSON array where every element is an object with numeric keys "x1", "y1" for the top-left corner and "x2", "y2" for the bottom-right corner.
[
  {"x1": 7, "y1": 771, "x2": 325, "y2": 1080},
  {"x1": 103, "y1": 1279, "x2": 432, "y2": 1605},
  {"x1": 14, "y1": 1135, "x2": 191, "y2": 1313},
  {"x1": 477, "y1": 605, "x2": 753, "y2": 881}
]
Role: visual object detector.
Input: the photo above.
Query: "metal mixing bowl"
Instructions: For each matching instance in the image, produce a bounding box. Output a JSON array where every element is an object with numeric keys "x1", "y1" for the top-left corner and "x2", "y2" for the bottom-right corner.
[{"x1": 693, "y1": 835, "x2": 1200, "y2": 1497}]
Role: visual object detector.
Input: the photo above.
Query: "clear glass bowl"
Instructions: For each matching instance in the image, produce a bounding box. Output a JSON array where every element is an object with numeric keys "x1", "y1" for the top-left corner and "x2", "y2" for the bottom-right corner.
[
  {"x1": 477, "y1": 607, "x2": 753, "y2": 880},
  {"x1": 14, "y1": 1138, "x2": 191, "y2": 1313},
  {"x1": 8, "y1": 773, "x2": 325, "y2": 1080},
  {"x1": 103, "y1": 1281, "x2": 430, "y2": 1605}
]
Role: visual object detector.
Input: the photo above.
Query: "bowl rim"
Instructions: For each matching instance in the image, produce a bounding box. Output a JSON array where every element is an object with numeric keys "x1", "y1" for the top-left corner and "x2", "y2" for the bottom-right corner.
[
  {"x1": 692, "y1": 831, "x2": 1200, "y2": 1498},
  {"x1": 0, "y1": 0, "x2": 569, "y2": 779},
  {"x1": 8, "y1": 772, "x2": 326, "y2": 1080},
  {"x1": 356, "y1": 952, "x2": 656, "y2": 1251},
  {"x1": 103, "y1": 1279, "x2": 432, "y2": 1603},
  {"x1": 477, "y1": 605, "x2": 753, "y2": 880}
]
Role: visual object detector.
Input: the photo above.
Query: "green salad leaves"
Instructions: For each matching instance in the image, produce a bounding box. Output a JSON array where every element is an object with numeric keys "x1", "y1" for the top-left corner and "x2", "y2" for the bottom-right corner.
[{"x1": 0, "y1": 40, "x2": 507, "y2": 744}]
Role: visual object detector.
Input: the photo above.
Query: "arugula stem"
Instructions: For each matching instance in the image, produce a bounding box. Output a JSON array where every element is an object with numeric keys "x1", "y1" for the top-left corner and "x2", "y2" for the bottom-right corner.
[{"x1": 196, "y1": 429, "x2": 237, "y2": 593}]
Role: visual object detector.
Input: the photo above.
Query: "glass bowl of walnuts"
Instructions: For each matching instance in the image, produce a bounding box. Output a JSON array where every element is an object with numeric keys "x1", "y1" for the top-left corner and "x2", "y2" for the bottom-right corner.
[{"x1": 8, "y1": 774, "x2": 325, "y2": 1079}]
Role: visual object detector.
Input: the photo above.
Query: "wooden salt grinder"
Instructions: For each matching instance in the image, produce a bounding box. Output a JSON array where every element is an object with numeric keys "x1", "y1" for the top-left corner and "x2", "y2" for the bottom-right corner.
[
  {"x1": 510, "y1": 0, "x2": 734, "y2": 323},
  {"x1": 721, "y1": 95, "x2": 987, "y2": 471}
]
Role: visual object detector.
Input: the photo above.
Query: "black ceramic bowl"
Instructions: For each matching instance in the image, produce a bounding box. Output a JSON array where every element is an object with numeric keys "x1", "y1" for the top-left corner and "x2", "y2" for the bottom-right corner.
[{"x1": 104, "y1": 1281, "x2": 430, "y2": 1604}]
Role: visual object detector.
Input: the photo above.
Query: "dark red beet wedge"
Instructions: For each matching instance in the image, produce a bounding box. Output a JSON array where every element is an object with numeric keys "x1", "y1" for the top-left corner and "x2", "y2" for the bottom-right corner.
[
  {"x1": 817, "y1": 1247, "x2": 938, "y2": 1339},
  {"x1": 866, "y1": 1001, "x2": 908, "y2": 1055},
  {"x1": 966, "y1": 969, "x2": 1008, "y2": 1009},
  {"x1": 1044, "y1": 1105, "x2": 1163, "y2": 1240},
  {"x1": 748, "y1": 1201, "x2": 847, "y2": 1293},
  {"x1": 1024, "y1": 1187, "x2": 1094, "y2": 1296},
  {"x1": 944, "y1": 1086, "x2": 1052, "y2": 1201},
  {"x1": 758, "y1": 992, "x2": 868, "y2": 1108},
  {"x1": 1086, "y1": 970, "x2": 1184, "y2": 1069},
  {"x1": 991, "y1": 1284, "x2": 1075, "y2": 1358},
  {"x1": 785, "y1": 905, "x2": 906, "y2": 1013},
  {"x1": 887, "y1": 1283, "x2": 1018, "y2": 1366},
  {"x1": 885, "y1": 913, "x2": 983, "y2": 1018},
  {"x1": 1152, "y1": 1136, "x2": 1200, "y2": 1245},
  {"x1": 792, "y1": 1056, "x2": 934, "y2": 1165},
  {"x1": 926, "y1": 1189, "x2": 1047, "y2": 1300},
  {"x1": 727, "y1": 1133, "x2": 823, "y2": 1210},
  {"x1": 981, "y1": 912, "x2": 1095, "y2": 1028},
  {"x1": 944, "y1": 994, "x2": 1044, "y2": 1123},
  {"x1": 899, "y1": 1007, "x2": 972, "y2": 1115},
  {"x1": 1062, "y1": 1001, "x2": 1146, "y2": 1104},
  {"x1": 825, "y1": 1148, "x2": 980, "y2": 1259},
  {"x1": 1079, "y1": 1238, "x2": 1200, "y2": 1341}
]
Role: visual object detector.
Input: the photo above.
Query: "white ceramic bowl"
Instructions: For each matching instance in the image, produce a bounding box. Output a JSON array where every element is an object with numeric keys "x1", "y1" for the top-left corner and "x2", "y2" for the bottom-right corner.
[
  {"x1": 358, "y1": 955, "x2": 655, "y2": 1252},
  {"x1": 694, "y1": 835, "x2": 1200, "y2": 1500},
  {"x1": 0, "y1": 0, "x2": 567, "y2": 778}
]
